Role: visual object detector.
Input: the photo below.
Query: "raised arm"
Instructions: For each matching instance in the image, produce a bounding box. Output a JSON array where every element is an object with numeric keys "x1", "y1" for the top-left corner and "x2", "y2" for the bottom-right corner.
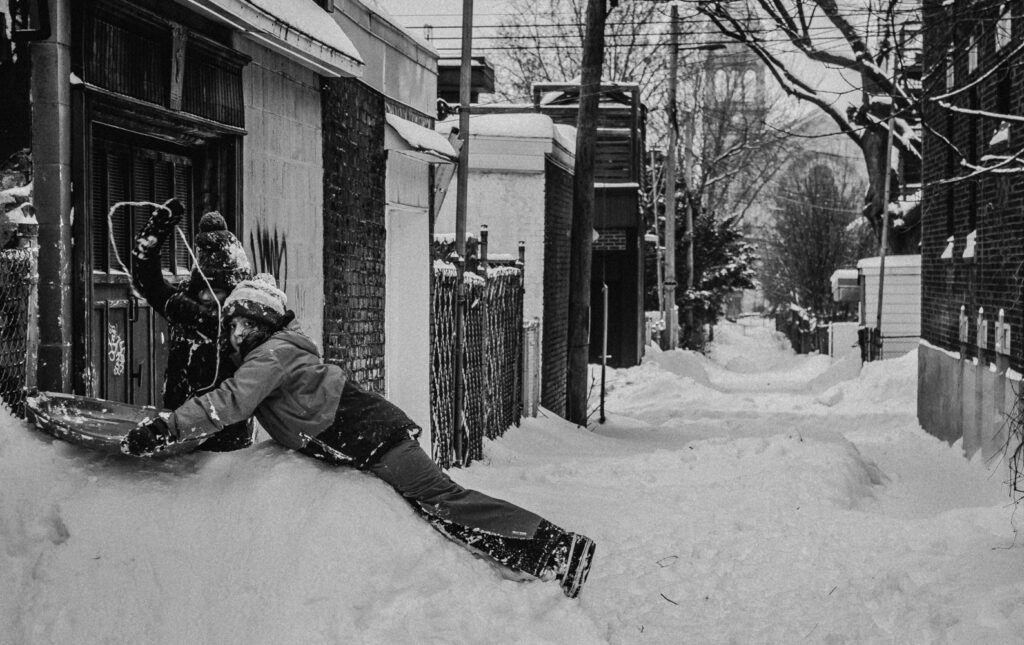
[{"x1": 131, "y1": 199, "x2": 185, "y2": 318}]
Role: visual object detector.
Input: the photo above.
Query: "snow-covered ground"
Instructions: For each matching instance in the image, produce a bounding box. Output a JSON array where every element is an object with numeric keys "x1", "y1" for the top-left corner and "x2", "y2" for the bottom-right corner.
[{"x1": 2, "y1": 319, "x2": 1022, "y2": 644}]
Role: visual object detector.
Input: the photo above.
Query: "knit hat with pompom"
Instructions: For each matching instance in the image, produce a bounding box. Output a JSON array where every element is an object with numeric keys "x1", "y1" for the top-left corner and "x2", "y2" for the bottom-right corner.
[
  {"x1": 193, "y1": 212, "x2": 252, "y2": 292},
  {"x1": 223, "y1": 273, "x2": 288, "y2": 329}
]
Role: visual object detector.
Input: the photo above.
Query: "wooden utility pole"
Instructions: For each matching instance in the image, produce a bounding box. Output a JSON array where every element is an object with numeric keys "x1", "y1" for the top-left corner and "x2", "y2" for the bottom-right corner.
[
  {"x1": 662, "y1": 4, "x2": 679, "y2": 350},
  {"x1": 452, "y1": 0, "x2": 474, "y2": 463},
  {"x1": 874, "y1": 74, "x2": 897, "y2": 360},
  {"x1": 565, "y1": 0, "x2": 608, "y2": 425}
]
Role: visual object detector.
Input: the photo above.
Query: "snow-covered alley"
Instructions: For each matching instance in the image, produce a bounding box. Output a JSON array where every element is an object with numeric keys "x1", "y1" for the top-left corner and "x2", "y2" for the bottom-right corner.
[{"x1": 2, "y1": 319, "x2": 1023, "y2": 644}]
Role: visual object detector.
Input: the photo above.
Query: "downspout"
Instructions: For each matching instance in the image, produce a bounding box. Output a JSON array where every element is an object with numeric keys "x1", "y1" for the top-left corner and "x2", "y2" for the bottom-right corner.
[{"x1": 32, "y1": 0, "x2": 73, "y2": 392}]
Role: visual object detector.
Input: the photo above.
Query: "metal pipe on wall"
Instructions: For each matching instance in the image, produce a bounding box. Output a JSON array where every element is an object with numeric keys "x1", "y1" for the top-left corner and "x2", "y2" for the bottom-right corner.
[{"x1": 32, "y1": 0, "x2": 73, "y2": 393}]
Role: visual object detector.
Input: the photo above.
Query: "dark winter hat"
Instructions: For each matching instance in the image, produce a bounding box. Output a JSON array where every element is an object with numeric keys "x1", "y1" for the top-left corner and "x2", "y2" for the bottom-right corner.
[
  {"x1": 223, "y1": 273, "x2": 288, "y2": 329},
  {"x1": 192, "y1": 212, "x2": 252, "y2": 292}
]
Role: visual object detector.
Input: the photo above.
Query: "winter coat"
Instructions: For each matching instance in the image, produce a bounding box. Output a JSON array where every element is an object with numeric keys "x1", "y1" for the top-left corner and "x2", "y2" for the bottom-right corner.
[
  {"x1": 167, "y1": 327, "x2": 420, "y2": 468},
  {"x1": 132, "y1": 214, "x2": 252, "y2": 451}
]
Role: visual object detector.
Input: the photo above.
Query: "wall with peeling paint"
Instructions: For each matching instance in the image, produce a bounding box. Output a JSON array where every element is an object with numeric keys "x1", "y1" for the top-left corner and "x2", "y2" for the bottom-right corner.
[{"x1": 239, "y1": 39, "x2": 325, "y2": 348}]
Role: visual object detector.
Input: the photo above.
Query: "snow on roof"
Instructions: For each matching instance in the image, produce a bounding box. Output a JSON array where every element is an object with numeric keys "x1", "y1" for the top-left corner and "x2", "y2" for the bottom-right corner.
[
  {"x1": 385, "y1": 114, "x2": 457, "y2": 161},
  {"x1": 437, "y1": 114, "x2": 557, "y2": 139},
  {"x1": 830, "y1": 268, "x2": 858, "y2": 281},
  {"x1": 553, "y1": 123, "x2": 576, "y2": 151},
  {"x1": 857, "y1": 254, "x2": 921, "y2": 269},
  {"x1": 355, "y1": 0, "x2": 434, "y2": 53},
  {"x1": 249, "y1": 0, "x2": 361, "y2": 59},
  {"x1": 191, "y1": 0, "x2": 363, "y2": 77}
]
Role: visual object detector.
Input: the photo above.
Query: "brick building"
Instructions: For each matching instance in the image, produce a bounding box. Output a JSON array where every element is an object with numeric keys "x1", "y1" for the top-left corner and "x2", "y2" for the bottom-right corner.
[
  {"x1": 919, "y1": 0, "x2": 1023, "y2": 457},
  {"x1": 531, "y1": 82, "x2": 648, "y2": 369}
]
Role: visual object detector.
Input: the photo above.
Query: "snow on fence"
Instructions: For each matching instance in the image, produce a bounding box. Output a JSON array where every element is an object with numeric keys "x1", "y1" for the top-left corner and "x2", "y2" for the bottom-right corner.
[
  {"x1": 430, "y1": 263, "x2": 524, "y2": 469},
  {"x1": 0, "y1": 246, "x2": 35, "y2": 417}
]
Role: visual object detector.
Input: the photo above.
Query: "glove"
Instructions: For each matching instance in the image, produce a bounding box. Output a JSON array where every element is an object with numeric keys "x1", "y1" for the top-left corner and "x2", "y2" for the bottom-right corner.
[
  {"x1": 132, "y1": 198, "x2": 185, "y2": 261},
  {"x1": 121, "y1": 416, "x2": 174, "y2": 457}
]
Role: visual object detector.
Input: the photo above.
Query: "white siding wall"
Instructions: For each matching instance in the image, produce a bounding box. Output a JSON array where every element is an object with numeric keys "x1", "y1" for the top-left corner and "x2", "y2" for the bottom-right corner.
[
  {"x1": 859, "y1": 254, "x2": 921, "y2": 357},
  {"x1": 437, "y1": 172, "x2": 547, "y2": 325},
  {"x1": 239, "y1": 39, "x2": 325, "y2": 347},
  {"x1": 384, "y1": 152, "x2": 432, "y2": 449}
]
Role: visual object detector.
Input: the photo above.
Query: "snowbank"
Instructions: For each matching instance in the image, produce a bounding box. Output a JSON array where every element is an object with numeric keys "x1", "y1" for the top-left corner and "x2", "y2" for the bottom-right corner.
[{"x1": 2, "y1": 318, "x2": 1021, "y2": 643}]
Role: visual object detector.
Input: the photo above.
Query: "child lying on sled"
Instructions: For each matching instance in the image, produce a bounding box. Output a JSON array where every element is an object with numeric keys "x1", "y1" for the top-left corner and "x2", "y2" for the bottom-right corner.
[{"x1": 121, "y1": 273, "x2": 596, "y2": 598}]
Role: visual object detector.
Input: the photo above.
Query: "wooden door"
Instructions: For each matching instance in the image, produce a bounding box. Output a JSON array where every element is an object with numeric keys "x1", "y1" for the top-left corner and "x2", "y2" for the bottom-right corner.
[{"x1": 89, "y1": 131, "x2": 195, "y2": 407}]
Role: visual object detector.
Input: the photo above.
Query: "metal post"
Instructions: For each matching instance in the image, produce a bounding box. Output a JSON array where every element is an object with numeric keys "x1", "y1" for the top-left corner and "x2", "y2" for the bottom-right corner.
[
  {"x1": 452, "y1": 0, "x2": 474, "y2": 465},
  {"x1": 651, "y1": 148, "x2": 664, "y2": 323},
  {"x1": 600, "y1": 281, "x2": 608, "y2": 423},
  {"x1": 33, "y1": 0, "x2": 72, "y2": 392},
  {"x1": 479, "y1": 225, "x2": 489, "y2": 271},
  {"x1": 662, "y1": 4, "x2": 679, "y2": 350}
]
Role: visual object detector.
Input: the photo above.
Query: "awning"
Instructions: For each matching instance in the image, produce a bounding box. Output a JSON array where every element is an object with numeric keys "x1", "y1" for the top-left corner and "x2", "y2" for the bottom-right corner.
[
  {"x1": 385, "y1": 114, "x2": 458, "y2": 162},
  {"x1": 178, "y1": 0, "x2": 363, "y2": 77}
]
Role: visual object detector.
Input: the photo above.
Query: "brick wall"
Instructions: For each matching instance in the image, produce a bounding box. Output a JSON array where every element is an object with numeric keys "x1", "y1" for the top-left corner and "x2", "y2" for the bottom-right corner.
[
  {"x1": 542, "y1": 159, "x2": 573, "y2": 417},
  {"x1": 321, "y1": 77, "x2": 387, "y2": 391},
  {"x1": 921, "y1": 0, "x2": 1024, "y2": 371}
]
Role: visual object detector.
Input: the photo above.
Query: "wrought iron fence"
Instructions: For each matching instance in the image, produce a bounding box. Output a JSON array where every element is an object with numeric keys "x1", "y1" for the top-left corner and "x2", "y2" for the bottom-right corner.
[
  {"x1": 0, "y1": 246, "x2": 35, "y2": 416},
  {"x1": 430, "y1": 263, "x2": 524, "y2": 469}
]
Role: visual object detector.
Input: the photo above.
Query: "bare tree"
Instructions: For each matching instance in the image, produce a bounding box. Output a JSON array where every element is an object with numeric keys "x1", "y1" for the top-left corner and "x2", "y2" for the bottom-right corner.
[
  {"x1": 693, "y1": 0, "x2": 1022, "y2": 254},
  {"x1": 761, "y1": 156, "x2": 873, "y2": 315},
  {"x1": 489, "y1": 0, "x2": 698, "y2": 142}
]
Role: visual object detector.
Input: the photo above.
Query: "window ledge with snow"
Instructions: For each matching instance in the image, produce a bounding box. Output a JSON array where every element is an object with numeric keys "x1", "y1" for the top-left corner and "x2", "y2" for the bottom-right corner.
[
  {"x1": 940, "y1": 235, "x2": 954, "y2": 260},
  {"x1": 962, "y1": 230, "x2": 977, "y2": 259}
]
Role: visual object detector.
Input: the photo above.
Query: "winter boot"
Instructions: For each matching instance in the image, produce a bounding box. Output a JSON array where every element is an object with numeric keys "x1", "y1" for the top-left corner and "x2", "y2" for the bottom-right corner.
[{"x1": 548, "y1": 533, "x2": 596, "y2": 598}]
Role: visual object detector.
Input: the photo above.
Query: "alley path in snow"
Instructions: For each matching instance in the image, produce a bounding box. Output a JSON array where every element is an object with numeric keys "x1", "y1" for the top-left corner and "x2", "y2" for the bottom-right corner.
[{"x1": 459, "y1": 319, "x2": 1023, "y2": 643}]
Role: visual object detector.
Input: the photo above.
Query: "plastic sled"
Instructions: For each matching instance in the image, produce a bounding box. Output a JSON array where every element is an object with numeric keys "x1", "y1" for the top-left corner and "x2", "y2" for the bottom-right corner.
[{"x1": 24, "y1": 391, "x2": 202, "y2": 456}]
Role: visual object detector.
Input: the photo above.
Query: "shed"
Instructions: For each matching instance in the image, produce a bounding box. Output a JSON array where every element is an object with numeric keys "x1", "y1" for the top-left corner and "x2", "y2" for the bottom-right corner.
[
  {"x1": 435, "y1": 113, "x2": 576, "y2": 417},
  {"x1": 857, "y1": 255, "x2": 920, "y2": 357}
]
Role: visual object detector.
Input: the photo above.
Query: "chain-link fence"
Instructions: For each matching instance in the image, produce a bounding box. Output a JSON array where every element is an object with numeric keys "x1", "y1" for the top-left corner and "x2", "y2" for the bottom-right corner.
[
  {"x1": 0, "y1": 246, "x2": 35, "y2": 417},
  {"x1": 430, "y1": 263, "x2": 524, "y2": 469}
]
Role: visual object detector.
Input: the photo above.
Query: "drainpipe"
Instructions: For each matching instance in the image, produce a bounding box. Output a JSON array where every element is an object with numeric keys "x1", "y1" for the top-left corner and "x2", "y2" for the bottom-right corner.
[{"x1": 32, "y1": 0, "x2": 73, "y2": 393}]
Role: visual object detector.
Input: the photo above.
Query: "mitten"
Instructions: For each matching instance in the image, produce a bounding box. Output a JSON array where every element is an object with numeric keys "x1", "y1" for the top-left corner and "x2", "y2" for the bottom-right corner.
[
  {"x1": 121, "y1": 416, "x2": 174, "y2": 457},
  {"x1": 132, "y1": 198, "x2": 185, "y2": 261}
]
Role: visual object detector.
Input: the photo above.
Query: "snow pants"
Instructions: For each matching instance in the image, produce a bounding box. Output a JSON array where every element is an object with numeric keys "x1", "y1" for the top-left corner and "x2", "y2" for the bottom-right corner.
[{"x1": 368, "y1": 438, "x2": 566, "y2": 577}]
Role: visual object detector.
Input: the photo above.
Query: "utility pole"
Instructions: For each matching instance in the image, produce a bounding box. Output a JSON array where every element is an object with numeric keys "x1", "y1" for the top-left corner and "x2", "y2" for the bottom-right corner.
[
  {"x1": 452, "y1": 0, "x2": 474, "y2": 463},
  {"x1": 566, "y1": 0, "x2": 608, "y2": 425},
  {"x1": 874, "y1": 69, "x2": 897, "y2": 360},
  {"x1": 662, "y1": 4, "x2": 679, "y2": 350}
]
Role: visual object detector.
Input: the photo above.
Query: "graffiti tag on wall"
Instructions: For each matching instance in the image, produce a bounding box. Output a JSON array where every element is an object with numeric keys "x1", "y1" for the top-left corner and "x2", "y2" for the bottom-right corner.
[{"x1": 249, "y1": 223, "x2": 288, "y2": 291}]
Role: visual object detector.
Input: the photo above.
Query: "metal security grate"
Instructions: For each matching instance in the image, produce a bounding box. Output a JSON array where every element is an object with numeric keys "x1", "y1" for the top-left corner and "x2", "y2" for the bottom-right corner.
[{"x1": 0, "y1": 247, "x2": 34, "y2": 416}]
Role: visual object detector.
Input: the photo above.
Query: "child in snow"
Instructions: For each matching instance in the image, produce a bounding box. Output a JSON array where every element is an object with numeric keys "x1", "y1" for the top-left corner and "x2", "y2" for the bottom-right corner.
[
  {"x1": 131, "y1": 199, "x2": 254, "y2": 451},
  {"x1": 121, "y1": 274, "x2": 596, "y2": 598}
]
